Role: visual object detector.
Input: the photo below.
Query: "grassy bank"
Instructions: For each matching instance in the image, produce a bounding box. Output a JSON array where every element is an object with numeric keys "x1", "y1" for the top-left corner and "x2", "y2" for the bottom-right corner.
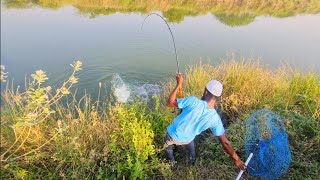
[{"x1": 1, "y1": 60, "x2": 319, "y2": 179}]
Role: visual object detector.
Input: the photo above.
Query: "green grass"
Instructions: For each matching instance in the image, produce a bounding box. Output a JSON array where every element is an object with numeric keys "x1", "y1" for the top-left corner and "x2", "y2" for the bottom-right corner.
[{"x1": 1, "y1": 59, "x2": 319, "y2": 179}]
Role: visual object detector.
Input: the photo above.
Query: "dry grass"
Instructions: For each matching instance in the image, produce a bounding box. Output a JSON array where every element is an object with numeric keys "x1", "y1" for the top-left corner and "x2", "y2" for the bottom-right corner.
[
  {"x1": 1, "y1": 59, "x2": 319, "y2": 179},
  {"x1": 163, "y1": 58, "x2": 320, "y2": 121}
]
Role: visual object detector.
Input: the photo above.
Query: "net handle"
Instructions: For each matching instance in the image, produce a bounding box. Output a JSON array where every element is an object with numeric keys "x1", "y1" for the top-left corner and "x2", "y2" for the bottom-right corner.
[{"x1": 235, "y1": 153, "x2": 253, "y2": 180}]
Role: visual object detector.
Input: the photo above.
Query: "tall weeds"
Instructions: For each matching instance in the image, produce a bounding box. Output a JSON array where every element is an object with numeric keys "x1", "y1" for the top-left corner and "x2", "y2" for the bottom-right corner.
[
  {"x1": 163, "y1": 59, "x2": 320, "y2": 121},
  {"x1": 1, "y1": 59, "x2": 319, "y2": 179}
]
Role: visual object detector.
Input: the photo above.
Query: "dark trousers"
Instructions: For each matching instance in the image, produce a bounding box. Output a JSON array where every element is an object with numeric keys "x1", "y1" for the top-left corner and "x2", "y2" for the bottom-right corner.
[
  {"x1": 163, "y1": 133, "x2": 196, "y2": 161},
  {"x1": 166, "y1": 141, "x2": 196, "y2": 161}
]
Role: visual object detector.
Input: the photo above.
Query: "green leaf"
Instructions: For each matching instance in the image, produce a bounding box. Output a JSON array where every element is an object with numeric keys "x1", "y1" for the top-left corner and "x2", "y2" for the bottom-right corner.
[
  {"x1": 61, "y1": 88, "x2": 70, "y2": 95},
  {"x1": 73, "y1": 60, "x2": 82, "y2": 71},
  {"x1": 12, "y1": 121, "x2": 36, "y2": 129},
  {"x1": 16, "y1": 169, "x2": 28, "y2": 179},
  {"x1": 70, "y1": 76, "x2": 79, "y2": 84},
  {"x1": 31, "y1": 70, "x2": 48, "y2": 84}
]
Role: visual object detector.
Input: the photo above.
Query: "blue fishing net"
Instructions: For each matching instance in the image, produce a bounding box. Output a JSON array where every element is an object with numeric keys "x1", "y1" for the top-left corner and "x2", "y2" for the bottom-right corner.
[{"x1": 245, "y1": 109, "x2": 291, "y2": 180}]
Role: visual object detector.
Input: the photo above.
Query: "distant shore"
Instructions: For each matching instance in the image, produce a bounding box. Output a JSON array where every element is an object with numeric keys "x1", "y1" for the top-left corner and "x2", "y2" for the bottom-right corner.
[{"x1": 3, "y1": 0, "x2": 320, "y2": 25}]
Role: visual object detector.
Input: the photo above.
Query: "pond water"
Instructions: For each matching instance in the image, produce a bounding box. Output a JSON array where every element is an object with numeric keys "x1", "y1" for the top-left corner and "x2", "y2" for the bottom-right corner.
[{"x1": 1, "y1": 1, "x2": 320, "y2": 99}]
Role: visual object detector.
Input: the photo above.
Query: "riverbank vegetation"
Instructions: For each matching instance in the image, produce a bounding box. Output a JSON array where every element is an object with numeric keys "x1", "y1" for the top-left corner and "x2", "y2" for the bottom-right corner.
[
  {"x1": 3, "y1": 0, "x2": 320, "y2": 26},
  {"x1": 1, "y1": 59, "x2": 319, "y2": 179}
]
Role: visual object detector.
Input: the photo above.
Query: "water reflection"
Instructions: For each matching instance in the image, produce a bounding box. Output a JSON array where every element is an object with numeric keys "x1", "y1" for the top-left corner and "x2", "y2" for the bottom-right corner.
[{"x1": 2, "y1": 0, "x2": 320, "y2": 26}]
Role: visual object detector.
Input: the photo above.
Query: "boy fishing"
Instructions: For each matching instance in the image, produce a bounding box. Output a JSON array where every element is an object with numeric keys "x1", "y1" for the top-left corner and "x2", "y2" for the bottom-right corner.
[{"x1": 164, "y1": 73, "x2": 246, "y2": 171}]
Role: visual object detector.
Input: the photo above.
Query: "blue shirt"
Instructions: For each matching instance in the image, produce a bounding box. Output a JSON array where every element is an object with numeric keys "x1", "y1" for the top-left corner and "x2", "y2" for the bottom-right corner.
[{"x1": 167, "y1": 96, "x2": 225, "y2": 142}]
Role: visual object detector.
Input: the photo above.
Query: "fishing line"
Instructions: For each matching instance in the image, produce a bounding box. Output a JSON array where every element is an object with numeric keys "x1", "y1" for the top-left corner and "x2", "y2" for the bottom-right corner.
[
  {"x1": 141, "y1": 13, "x2": 183, "y2": 98},
  {"x1": 141, "y1": 13, "x2": 180, "y2": 74}
]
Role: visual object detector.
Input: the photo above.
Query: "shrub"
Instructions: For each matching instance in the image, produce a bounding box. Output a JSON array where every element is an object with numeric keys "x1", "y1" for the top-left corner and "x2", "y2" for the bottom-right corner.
[
  {"x1": 0, "y1": 64, "x2": 171, "y2": 179},
  {"x1": 99, "y1": 102, "x2": 171, "y2": 179},
  {"x1": 1, "y1": 59, "x2": 319, "y2": 179}
]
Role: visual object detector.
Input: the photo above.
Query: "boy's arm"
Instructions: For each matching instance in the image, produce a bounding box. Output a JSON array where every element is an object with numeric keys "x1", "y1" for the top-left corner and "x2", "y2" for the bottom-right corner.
[
  {"x1": 217, "y1": 134, "x2": 246, "y2": 171},
  {"x1": 167, "y1": 73, "x2": 183, "y2": 108}
]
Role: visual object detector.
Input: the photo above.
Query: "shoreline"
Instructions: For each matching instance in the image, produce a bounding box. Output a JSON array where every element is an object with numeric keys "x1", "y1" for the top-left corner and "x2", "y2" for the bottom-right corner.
[{"x1": 1, "y1": 60, "x2": 319, "y2": 179}]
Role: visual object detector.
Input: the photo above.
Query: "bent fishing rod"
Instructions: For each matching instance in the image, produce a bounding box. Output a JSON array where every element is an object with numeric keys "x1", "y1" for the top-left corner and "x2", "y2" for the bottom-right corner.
[{"x1": 141, "y1": 13, "x2": 183, "y2": 98}]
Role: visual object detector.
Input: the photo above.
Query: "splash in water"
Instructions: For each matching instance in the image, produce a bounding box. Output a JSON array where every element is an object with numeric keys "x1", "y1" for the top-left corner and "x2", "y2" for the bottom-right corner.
[
  {"x1": 132, "y1": 83, "x2": 161, "y2": 101},
  {"x1": 111, "y1": 73, "x2": 131, "y2": 103},
  {"x1": 111, "y1": 74, "x2": 161, "y2": 103}
]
